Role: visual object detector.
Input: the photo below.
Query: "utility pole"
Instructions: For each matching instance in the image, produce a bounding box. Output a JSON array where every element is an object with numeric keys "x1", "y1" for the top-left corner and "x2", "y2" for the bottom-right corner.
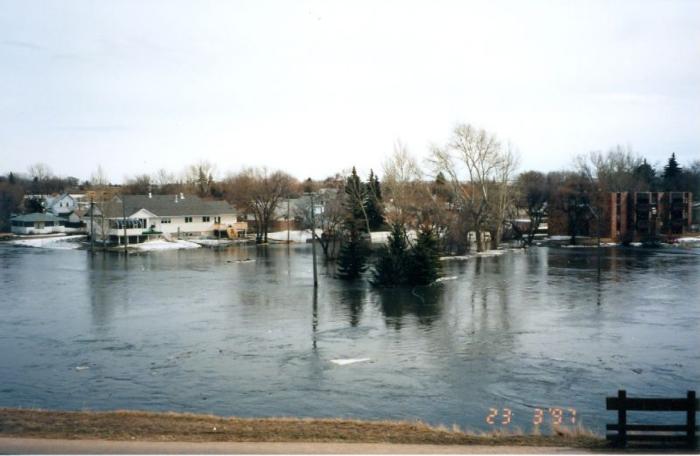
[
  {"x1": 89, "y1": 191, "x2": 95, "y2": 253},
  {"x1": 287, "y1": 197, "x2": 290, "y2": 244},
  {"x1": 310, "y1": 192, "x2": 318, "y2": 288},
  {"x1": 122, "y1": 196, "x2": 128, "y2": 254}
]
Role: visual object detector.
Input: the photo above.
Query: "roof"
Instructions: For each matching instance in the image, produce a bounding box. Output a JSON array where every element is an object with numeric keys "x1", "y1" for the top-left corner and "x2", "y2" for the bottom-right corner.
[
  {"x1": 103, "y1": 194, "x2": 237, "y2": 218},
  {"x1": 11, "y1": 212, "x2": 64, "y2": 223}
]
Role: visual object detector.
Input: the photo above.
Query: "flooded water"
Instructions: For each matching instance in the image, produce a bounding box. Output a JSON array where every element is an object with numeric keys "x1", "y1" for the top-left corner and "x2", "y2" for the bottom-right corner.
[{"x1": 1, "y1": 243, "x2": 698, "y2": 433}]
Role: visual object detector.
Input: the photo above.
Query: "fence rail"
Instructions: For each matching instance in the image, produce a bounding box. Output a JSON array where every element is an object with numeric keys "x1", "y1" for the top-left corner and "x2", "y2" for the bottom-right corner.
[{"x1": 606, "y1": 390, "x2": 697, "y2": 449}]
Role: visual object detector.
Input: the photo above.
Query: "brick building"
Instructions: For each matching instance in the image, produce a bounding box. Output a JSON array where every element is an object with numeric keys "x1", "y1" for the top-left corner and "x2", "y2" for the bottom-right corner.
[{"x1": 610, "y1": 191, "x2": 693, "y2": 243}]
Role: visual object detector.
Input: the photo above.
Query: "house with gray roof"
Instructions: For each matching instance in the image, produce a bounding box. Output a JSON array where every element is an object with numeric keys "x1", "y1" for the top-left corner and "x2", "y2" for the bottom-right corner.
[
  {"x1": 10, "y1": 213, "x2": 66, "y2": 235},
  {"x1": 90, "y1": 193, "x2": 242, "y2": 245}
]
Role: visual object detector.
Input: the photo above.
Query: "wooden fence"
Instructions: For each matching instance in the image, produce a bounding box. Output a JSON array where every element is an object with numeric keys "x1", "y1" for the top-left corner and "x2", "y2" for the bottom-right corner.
[{"x1": 606, "y1": 390, "x2": 698, "y2": 449}]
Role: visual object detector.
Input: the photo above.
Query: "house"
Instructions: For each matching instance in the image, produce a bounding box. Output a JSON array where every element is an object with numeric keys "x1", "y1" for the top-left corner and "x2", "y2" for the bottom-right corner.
[
  {"x1": 90, "y1": 193, "x2": 242, "y2": 245},
  {"x1": 10, "y1": 213, "x2": 66, "y2": 235},
  {"x1": 44, "y1": 193, "x2": 77, "y2": 215}
]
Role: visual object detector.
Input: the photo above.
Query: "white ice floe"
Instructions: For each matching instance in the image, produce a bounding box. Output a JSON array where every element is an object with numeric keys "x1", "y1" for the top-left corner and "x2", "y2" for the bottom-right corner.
[
  {"x1": 330, "y1": 358, "x2": 371, "y2": 366},
  {"x1": 75, "y1": 365, "x2": 90, "y2": 371},
  {"x1": 9, "y1": 235, "x2": 85, "y2": 250},
  {"x1": 440, "y1": 249, "x2": 511, "y2": 261},
  {"x1": 134, "y1": 239, "x2": 201, "y2": 251},
  {"x1": 435, "y1": 276, "x2": 458, "y2": 282}
]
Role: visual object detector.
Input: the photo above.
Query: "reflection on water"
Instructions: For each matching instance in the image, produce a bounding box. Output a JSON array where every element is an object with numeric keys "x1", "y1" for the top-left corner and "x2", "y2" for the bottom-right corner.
[
  {"x1": 0, "y1": 243, "x2": 698, "y2": 432},
  {"x1": 376, "y1": 287, "x2": 443, "y2": 330}
]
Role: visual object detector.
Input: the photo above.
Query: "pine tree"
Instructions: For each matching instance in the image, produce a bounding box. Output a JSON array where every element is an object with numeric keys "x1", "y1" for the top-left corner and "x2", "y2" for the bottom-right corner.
[
  {"x1": 371, "y1": 223, "x2": 409, "y2": 287},
  {"x1": 336, "y1": 218, "x2": 369, "y2": 280},
  {"x1": 345, "y1": 167, "x2": 368, "y2": 231},
  {"x1": 634, "y1": 159, "x2": 656, "y2": 190},
  {"x1": 8, "y1": 172, "x2": 15, "y2": 185},
  {"x1": 406, "y1": 227, "x2": 441, "y2": 286},
  {"x1": 365, "y1": 169, "x2": 385, "y2": 230},
  {"x1": 662, "y1": 153, "x2": 683, "y2": 191}
]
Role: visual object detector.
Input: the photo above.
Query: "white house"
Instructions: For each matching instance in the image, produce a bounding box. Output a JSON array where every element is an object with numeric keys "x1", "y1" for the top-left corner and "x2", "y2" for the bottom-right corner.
[
  {"x1": 89, "y1": 193, "x2": 241, "y2": 245},
  {"x1": 44, "y1": 193, "x2": 81, "y2": 216},
  {"x1": 10, "y1": 213, "x2": 66, "y2": 235}
]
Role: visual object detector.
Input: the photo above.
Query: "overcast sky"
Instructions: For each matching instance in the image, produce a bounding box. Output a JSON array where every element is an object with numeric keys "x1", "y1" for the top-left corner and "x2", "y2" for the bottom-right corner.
[{"x1": 1, "y1": 0, "x2": 698, "y2": 183}]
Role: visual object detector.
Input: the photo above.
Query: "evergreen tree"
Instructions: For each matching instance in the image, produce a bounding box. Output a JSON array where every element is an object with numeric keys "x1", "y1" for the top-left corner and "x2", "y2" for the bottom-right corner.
[
  {"x1": 406, "y1": 227, "x2": 441, "y2": 286},
  {"x1": 345, "y1": 167, "x2": 369, "y2": 231},
  {"x1": 365, "y1": 169, "x2": 385, "y2": 230},
  {"x1": 8, "y1": 172, "x2": 15, "y2": 185},
  {"x1": 302, "y1": 177, "x2": 314, "y2": 193},
  {"x1": 633, "y1": 159, "x2": 656, "y2": 190},
  {"x1": 336, "y1": 218, "x2": 369, "y2": 280},
  {"x1": 662, "y1": 153, "x2": 683, "y2": 191},
  {"x1": 371, "y1": 223, "x2": 410, "y2": 287},
  {"x1": 24, "y1": 197, "x2": 44, "y2": 213}
]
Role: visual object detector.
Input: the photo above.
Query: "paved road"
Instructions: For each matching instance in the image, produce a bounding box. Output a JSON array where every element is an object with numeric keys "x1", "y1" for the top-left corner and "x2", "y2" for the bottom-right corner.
[{"x1": 0, "y1": 437, "x2": 586, "y2": 454}]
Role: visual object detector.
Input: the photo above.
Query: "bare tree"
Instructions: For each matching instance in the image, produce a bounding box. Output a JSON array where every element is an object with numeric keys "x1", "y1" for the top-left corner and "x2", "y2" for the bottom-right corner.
[
  {"x1": 123, "y1": 174, "x2": 152, "y2": 194},
  {"x1": 295, "y1": 189, "x2": 346, "y2": 259},
  {"x1": 430, "y1": 123, "x2": 506, "y2": 252},
  {"x1": 515, "y1": 170, "x2": 549, "y2": 245},
  {"x1": 486, "y1": 144, "x2": 519, "y2": 249},
  {"x1": 223, "y1": 167, "x2": 294, "y2": 243},
  {"x1": 382, "y1": 141, "x2": 425, "y2": 227},
  {"x1": 89, "y1": 165, "x2": 110, "y2": 187},
  {"x1": 184, "y1": 160, "x2": 217, "y2": 197},
  {"x1": 28, "y1": 163, "x2": 52, "y2": 182},
  {"x1": 27, "y1": 163, "x2": 53, "y2": 194}
]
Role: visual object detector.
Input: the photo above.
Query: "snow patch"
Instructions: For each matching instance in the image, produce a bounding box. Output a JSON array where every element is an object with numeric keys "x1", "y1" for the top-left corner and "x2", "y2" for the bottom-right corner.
[
  {"x1": 267, "y1": 229, "x2": 321, "y2": 243},
  {"x1": 676, "y1": 237, "x2": 700, "y2": 246},
  {"x1": 191, "y1": 239, "x2": 235, "y2": 246},
  {"x1": 135, "y1": 240, "x2": 201, "y2": 251},
  {"x1": 9, "y1": 235, "x2": 85, "y2": 250}
]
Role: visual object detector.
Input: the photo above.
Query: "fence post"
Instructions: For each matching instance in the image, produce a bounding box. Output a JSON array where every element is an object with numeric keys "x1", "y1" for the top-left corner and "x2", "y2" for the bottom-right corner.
[
  {"x1": 618, "y1": 390, "x2": 627, "y2": 448},
  {"x1": 688, "y1": 391, "x2": 697, "y2": 449}
]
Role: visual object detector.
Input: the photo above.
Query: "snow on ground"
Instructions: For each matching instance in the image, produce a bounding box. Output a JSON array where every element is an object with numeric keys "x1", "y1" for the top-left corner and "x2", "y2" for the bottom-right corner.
[
  {"x1": 134, "y1": 239, "x2": 201, "y2": 251},
  {"x1": 370, "y1": 230, "x2": 417, "y2": 244},
  {"x1": 9, "y1": 235, "x2": 85, "y2": 250},
  {"x1": 267, "y1": 230, "x2": 321, "y2": 243},
  {"x1": 191, "y1": 239, "x2": 235, "y2": 246}
]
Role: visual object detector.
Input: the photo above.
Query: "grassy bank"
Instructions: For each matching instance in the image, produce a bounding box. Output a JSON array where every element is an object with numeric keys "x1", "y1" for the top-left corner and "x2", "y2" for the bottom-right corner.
[{"x1": 0, "y1": 408, "x2": 605, "y2": 449}]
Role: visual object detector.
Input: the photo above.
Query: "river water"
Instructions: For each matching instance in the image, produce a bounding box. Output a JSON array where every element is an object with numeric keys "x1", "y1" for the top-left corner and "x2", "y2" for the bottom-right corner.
[{"x1": 1, "y1": 243, "x2": 698, "y2": 433}]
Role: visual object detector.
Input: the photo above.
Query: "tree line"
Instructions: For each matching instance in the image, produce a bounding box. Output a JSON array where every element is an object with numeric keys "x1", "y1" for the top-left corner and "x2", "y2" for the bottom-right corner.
[{"x1": 2, "y1": 123, "x2": 698, "y2": 288}]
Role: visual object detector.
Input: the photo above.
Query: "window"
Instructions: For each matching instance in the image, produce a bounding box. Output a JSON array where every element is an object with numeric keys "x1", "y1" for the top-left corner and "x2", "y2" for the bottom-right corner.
[
  {"x1": 185, "y1": 217, "x2": 192, "y2": 223},
  {"x1": 202, "y1": 216, "x2": 210, "y2": 222},
  {"x1": 161, "y1": 218, "x2": 171, "y2": 224},
  {"x1": 215, "y1": 216, "x2": 221, "y2": 224}
]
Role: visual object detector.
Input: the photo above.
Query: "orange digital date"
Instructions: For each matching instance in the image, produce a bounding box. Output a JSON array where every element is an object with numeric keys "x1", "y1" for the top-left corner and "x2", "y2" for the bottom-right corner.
[{"x1": 485, "y1": 407, "x2": 576, "y2": 425}]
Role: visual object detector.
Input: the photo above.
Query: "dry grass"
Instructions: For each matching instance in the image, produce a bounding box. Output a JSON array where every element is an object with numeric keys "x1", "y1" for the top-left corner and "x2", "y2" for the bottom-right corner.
[{"x1": 0, "y1": 408, "x2": 606, "y2": 448}]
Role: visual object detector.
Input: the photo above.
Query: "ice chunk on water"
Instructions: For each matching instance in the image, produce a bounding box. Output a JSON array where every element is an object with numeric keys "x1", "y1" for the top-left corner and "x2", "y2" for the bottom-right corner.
[{"x1": 330, "y1": 358, "x2": 371, "y2": 366}]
